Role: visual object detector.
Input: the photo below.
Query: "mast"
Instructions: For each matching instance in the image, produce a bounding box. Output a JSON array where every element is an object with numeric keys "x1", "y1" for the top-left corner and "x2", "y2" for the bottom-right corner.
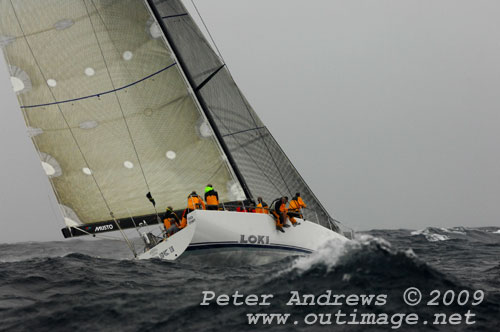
[{"x1": 144, "y1": 0, "x2": 253, "y2": 200}]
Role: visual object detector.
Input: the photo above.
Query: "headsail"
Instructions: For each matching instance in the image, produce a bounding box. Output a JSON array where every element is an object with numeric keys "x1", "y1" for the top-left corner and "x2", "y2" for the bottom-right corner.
[
  {"x1": 0, "y1": 0, "x2": 243, "y2": 230},
  {"x1": 149, "y1": 0, "x2": 337, "y2": 229}
]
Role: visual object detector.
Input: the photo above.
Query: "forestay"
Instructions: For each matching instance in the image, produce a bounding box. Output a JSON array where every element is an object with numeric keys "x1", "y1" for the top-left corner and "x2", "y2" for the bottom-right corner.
[{"x1": 150, "y1": 0, "x2": 337, "y2": 229}]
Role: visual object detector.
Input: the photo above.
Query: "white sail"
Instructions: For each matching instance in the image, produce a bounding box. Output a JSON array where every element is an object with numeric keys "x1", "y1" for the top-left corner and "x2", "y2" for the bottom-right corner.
[
  {"x1": 0, "y1": 0, "x2": 346, "y2": 262},
  {"x1": 0, "y1": 0, "x2": 242, "y2": 225}
]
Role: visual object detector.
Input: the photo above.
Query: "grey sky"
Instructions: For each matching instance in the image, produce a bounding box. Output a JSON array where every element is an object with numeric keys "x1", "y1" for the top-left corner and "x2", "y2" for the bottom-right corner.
[{"x1": 1, "y1": 0, "x2": 499, "y2": 243}]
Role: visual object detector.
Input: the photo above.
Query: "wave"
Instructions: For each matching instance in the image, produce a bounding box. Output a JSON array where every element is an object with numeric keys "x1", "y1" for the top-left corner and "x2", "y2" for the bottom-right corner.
[
  {"x1": 411, "y1": 226, "x2": 500, "y2": 243},
  {"x1": 0, "y1": 238, "x2": 136, "y2": 263},
  {"x1": 1, "y1": 230, "x2": 498, "y2": 331}
]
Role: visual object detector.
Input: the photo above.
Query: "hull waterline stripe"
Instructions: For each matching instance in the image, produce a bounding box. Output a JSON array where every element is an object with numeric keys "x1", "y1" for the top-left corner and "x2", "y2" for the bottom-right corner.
[
  {"x1": 20, "y1": 63, "x2": 177, "y2": 109},
  {"x1": 187, "y1": 242, "x2": 313, "y2": 254}
]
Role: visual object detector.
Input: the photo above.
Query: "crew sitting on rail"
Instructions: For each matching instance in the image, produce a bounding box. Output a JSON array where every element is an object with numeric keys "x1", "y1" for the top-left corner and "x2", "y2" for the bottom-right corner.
[
  {"x1": 296, "y1": 192, "x2": 307, "y2": 209},
  {"x1": 163, "y1": 206, "x2": 181, "y2": 237},
  {"x1": 287, "y1": 193, "x2": 305, "y2": 226},
  {"x1": 204, "y1": 184, "x2": 219, "y2": 210},
  {"x1": 255, "y1": 197, "x2": 269, "y2": 214},
  {"x1": 187, "y1": 191, "x2": 205, "y2": 214},
  {"x1": 271, "y1": 197, "x2": 288, "y2": 233}
]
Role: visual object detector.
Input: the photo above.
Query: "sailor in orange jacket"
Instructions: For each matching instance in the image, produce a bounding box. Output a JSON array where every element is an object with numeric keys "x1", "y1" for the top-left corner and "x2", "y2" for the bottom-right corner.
[
  {"x1": 280, "y1": 196, "x2": 298, "y2": 227},
  {"x1": 297, "y1": 192, "x2": 307, "y2": 209},
  {"x1": 270, "y1": 197, "x2": 286, "y2": 232},
  {"x1": 255, "y1": 197, "x2": 269, "y2": 214},
  {"x1": 187, "y1": 191, "x2": 206, "y2": 212},
  {"x1": 163, "y1": 206, "x2": 181, "y2": 237},
  {"x1": 287, "y1": 193, "x2": 305, "y2": 225},
  {"x1": 271, "y1": 196, "x2": 298, "y2": 231}
]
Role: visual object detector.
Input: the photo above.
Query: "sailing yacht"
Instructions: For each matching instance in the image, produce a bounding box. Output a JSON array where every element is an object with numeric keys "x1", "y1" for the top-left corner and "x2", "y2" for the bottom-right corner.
[{"x1": 0, "y1": 0, "x2": 348, "y2": 264}]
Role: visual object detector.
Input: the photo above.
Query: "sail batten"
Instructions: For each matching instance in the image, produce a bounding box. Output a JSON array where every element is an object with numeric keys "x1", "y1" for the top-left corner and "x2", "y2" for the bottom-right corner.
[
  {"x1": 1, "y1": 0, "x2": 241, "y2": 225},
  {"x1": 1, "y1": 0, "x2": 337, "y2": 231}
]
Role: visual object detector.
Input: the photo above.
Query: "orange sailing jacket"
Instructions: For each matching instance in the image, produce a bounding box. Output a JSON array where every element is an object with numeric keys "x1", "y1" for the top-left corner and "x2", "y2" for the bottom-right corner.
[
  {"x1": 205, "y1": 191, "x2": 219, "y2": 206},
  {"x1": 298, "y1": 197, "x2": 307, "y2": 208},
  {"x1": 187, "y1": 194, "x2": 206, "y2": 210},
  {"x1": 256, "y1": 203, "x2": 268, "y2": 214},
  {"x1": 163, "y1": 218, "x2": 172, "y2": 230},
  {"x1": 288, "y1": 199, "x2": 301, "y2": 211}
]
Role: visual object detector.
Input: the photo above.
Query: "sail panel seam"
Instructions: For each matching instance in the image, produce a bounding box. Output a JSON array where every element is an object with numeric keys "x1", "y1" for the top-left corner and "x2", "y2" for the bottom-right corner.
[
  {"x1": 20, "y1": 63, "x2": 177, "y2": 109},
  {"x1": 187, "y1": 1, "x2": 293, "y2": 196},
  {"x1": 222, "y1": 126, "x2": 266, "y2": 138},
  {"x1": 147, "y1": 0, "x2": 253, "y2": 199}
]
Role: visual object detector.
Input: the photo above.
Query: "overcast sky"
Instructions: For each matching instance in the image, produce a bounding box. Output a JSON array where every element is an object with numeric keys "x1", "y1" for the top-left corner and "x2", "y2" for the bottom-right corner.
[{"x1": 1, "y1": 0, "x2": 499, "y2": 243}]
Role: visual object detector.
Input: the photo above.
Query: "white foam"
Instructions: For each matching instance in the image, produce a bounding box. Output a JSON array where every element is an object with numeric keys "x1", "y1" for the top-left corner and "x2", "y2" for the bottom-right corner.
[
  {"x1": 292, "y1": 237, "x2": 351, "y2": 272},
  {"x1": 290, "y1": 234, "x2": 391, "y2": 274},
  {"x1": 411, "y1": 228, "x2": 450, "y2": 242},
  {"x1": 441, "y1": 227, "x2": 466, "y2": 235}
]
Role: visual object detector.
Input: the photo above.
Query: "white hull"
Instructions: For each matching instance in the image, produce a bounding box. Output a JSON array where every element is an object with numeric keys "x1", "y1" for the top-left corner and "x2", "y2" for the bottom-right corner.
[
  {"x1": 137, "y1": 216, "x2": 196, "y2": 260},
  {"x1": 139, "y1": 210, "x2": 347, "y2": 265}
]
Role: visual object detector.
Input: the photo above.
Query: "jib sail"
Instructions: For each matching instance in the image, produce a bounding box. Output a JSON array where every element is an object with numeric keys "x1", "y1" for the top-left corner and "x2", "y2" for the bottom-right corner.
[{"x1": 149, "y1": 0, "x2": 336, "y2": 229}]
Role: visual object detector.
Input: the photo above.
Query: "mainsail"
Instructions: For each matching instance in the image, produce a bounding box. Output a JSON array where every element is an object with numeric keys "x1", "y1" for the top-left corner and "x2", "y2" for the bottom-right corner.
[{"x1": 0, "y1": 0, "x2": 338, "y2": 233}]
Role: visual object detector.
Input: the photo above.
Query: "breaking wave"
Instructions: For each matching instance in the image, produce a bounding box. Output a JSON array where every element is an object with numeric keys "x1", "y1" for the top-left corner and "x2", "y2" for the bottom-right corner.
[
  {"x1": 411, "y1": 226, "x2": 500, "y2": 243},
  {"x1": 0, "y1": 228, "x2": 499, "y2": 331}
]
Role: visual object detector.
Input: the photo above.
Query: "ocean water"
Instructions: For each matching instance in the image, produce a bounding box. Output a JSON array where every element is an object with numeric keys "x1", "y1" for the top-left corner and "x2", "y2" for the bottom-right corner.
[{"x1": 0, "y1": 227, "x2": 499, "y2": 331}]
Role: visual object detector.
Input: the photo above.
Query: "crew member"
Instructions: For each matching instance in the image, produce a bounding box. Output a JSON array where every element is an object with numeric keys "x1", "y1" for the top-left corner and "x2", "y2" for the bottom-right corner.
[
  {"x1": 296, "y1": 192, "x2": 307, "y2": 209},
  {"x1": 204, "y1": 184, "x2": 219, "y2": 210},
  {"x1": 179, "y1": 209, "x2": 188, "y2": 229},
  {"x1": 270, "y1": 197, "x2": 287, "y2": 233},
  {"x1": 255, "y1": 197, "x2": 269, "y2": 214},
  {"x1": 288, "y1": 193, "x2": 304, "y2": 226},
  {"x1": 163, "y1": 206, "x2": 181, "y2": 236},
  {"x1": 187, "y1": 191, "x2": 205, "y2": 214},
  {"x1": 282, "y1": 196, "x2": 298, "y2": 227}
]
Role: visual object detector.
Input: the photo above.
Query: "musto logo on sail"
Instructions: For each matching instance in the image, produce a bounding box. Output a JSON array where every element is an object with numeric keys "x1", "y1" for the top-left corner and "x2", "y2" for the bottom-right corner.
[
  {"x1": 240, "y1": 234, "x2": 270, "y2": 245},
  {"x1": 94, "y1": 224, "x2": 114, "y2": 232}
]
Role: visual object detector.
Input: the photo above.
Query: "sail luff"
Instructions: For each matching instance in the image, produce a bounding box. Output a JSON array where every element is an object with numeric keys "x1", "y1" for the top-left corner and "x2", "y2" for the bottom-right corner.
[
  {"x1": 1, "y1": 0, "x2": 244, "y2": 227},
  {"x1": 145, "y1": 0, "x2": 252, "y2": 200},
  {"x1": 150, "y1": 0, "x2": 337, "y2": 228}
]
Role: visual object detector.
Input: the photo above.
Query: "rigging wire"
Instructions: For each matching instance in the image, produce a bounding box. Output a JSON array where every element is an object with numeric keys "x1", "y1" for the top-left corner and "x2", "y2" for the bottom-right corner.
[
  {"x1": 190, "y1": 0, "x2": 224, "y2": 61},
  {"x1": 85, "y1": 0, "x2": 162, "y2": 223},
  {"x1": 189, "y1": 0, "x2": 293, "y2": 197},
  {"x1": 190, "y1": 1, "x2": 340, "y2": 224}
]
